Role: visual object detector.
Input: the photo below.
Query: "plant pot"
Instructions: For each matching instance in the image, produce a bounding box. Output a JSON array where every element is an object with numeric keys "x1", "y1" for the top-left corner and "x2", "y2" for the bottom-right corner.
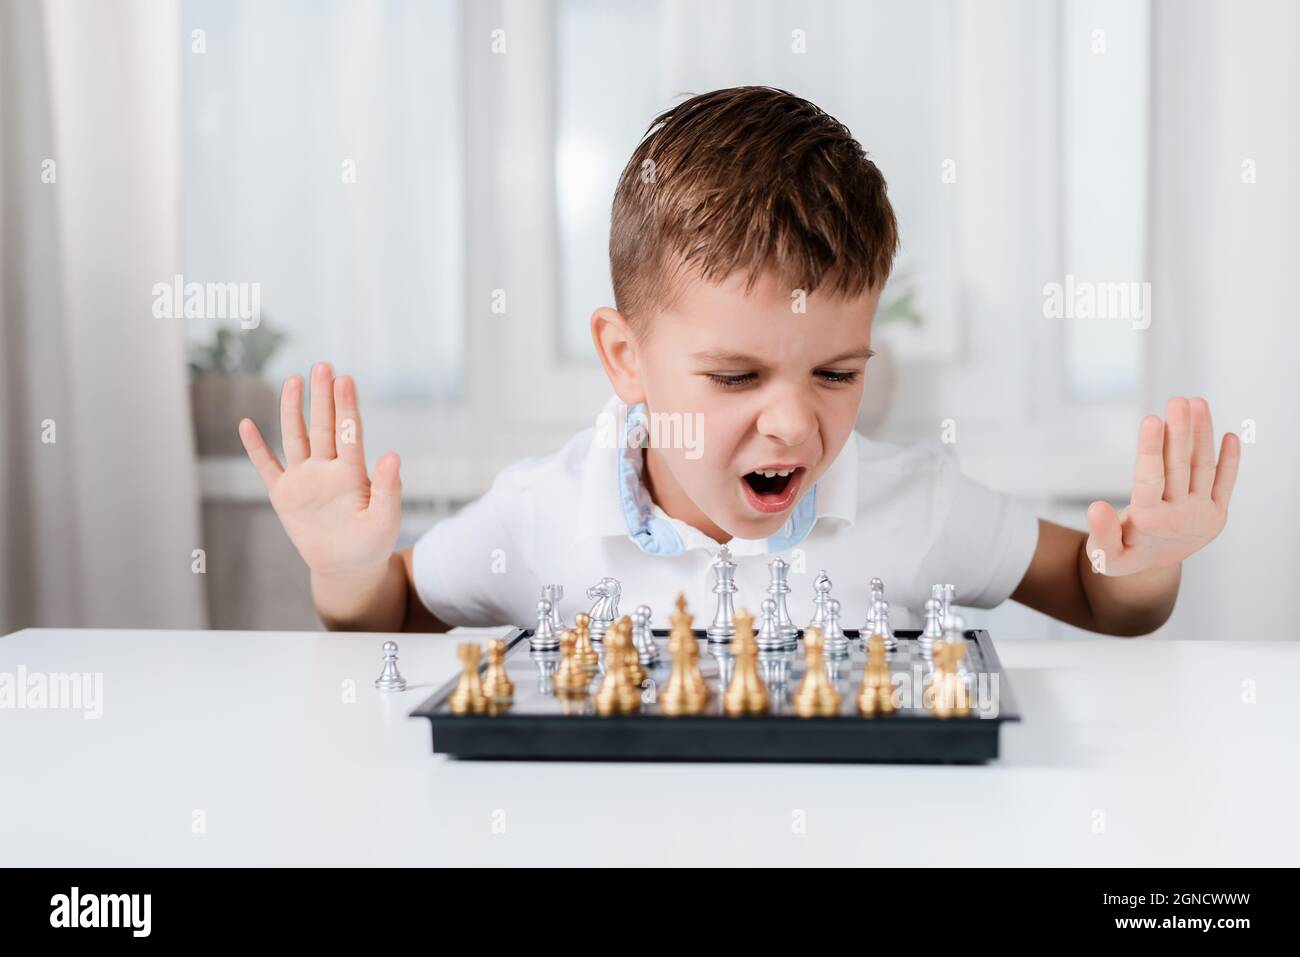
[
  {"x1": 190, "y1": 375, "x2": 280, "y2": 457},
  {"x1": 855, "y1": 339, "x2": 898, "y2": 437}
]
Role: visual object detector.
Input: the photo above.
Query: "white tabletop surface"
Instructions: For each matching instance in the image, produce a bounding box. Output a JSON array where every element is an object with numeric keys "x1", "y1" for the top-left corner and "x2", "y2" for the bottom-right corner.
[{"x1": 1, "y1": 626, "x2": 1296, "y2": 867}]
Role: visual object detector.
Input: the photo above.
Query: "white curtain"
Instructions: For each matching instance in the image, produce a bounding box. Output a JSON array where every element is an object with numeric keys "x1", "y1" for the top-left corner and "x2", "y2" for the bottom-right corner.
[
  {"x1": 1147, "y1": 0, "x2": 1300, "y2": 639},
  {"x1": 0, "y1": 0, "x2": 207, "y2": 632}
]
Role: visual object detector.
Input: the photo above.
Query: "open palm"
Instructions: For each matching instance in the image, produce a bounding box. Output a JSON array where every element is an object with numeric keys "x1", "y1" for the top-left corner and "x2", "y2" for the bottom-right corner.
[
  {"x1": 238, "y1": 363, "x2": 402, "y2": 579},
  {"x1": 1086, "y1": 397, "x2": 1240, "y2": 577}
]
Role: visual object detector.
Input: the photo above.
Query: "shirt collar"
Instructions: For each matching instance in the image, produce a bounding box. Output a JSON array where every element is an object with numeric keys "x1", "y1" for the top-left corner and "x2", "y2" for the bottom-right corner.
[{"x1": 574, "y1": 395, "x2": 858, "y2": 555}]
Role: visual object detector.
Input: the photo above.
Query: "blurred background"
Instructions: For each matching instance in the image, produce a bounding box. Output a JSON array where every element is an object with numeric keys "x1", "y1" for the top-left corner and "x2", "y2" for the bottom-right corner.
[{"x1": 1, "y1": 0, "x2": 1295, "y2": 640}]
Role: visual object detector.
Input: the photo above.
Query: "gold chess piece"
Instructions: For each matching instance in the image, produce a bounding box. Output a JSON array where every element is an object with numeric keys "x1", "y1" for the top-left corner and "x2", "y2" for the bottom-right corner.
[
  {"x1": 571, "y1": 611, "x2": 600, "y2": 673},
  {"x1": 660, "y1": 606, "x2": 708, "y2": 717},
  {"x1": 594, "y1": 635, "x2": 641, "y2": 716},
  {"x1": 552, "y1": 630, "x2": 588, "y2": 699},
  {"x1": 448, "y1": 642, "x2": 488, "y2": 715},
  {"x1": 792, "y1": 626, "x2": 842, "y2": 718},
  {"x1": 723, "y1": 609, "x2": 768, "y2": 717},
  {"x1": 928, "y1": 642, "x2": 971, "y2": 719},
  {"x1": 612, "y1": 616, "x2": 646, "y2": 688},
  {"x1": 856, "y1": 632, "x2": 895, "y2": 717},
  {"x1": 482, "y1": 638, "x2": 515, "y2": 713}
]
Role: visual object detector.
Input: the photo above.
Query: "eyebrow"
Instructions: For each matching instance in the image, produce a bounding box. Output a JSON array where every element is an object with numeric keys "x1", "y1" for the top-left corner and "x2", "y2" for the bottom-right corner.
[{"x1": 690, "y1": 347, "x2": 876, "y2": 365}]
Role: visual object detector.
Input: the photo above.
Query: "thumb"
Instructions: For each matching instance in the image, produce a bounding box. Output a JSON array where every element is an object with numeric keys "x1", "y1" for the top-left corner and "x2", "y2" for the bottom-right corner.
[
  {"x1": 1085, "y1": 500, "x2": 1123, "y2": 572},
  {"x1": 368, "y1": 452, "x2": 403, "y2": 519}
]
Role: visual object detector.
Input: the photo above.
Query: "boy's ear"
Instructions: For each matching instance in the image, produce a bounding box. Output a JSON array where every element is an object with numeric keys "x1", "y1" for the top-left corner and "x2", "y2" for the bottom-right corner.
[{"x1": 590, "y1": 307, "x2": 646, "y2": 405}]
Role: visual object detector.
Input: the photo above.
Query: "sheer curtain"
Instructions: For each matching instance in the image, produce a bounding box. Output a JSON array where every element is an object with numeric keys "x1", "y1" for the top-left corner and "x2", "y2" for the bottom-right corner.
[{"x1": 0, "y1": 0, "x2": 206, "y2": 632}]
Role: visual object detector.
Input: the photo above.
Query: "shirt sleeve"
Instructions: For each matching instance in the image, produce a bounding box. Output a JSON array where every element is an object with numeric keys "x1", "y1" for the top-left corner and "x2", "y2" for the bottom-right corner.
[
  {"x1": 914, "y1": 441, "x2": 1041, "y2": 609},
  {"x1": 410, "y1": 473, "x2": 542, "y2": 628}
]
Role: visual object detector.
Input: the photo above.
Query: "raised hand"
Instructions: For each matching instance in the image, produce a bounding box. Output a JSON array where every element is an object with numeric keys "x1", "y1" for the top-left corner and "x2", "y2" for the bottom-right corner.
[
  {"x1": 1085, "y1": 397, "x2": 1240, "y2": 577},
  {"x1": 238, "y1": 363, "x2": 402, "y2": 580}
]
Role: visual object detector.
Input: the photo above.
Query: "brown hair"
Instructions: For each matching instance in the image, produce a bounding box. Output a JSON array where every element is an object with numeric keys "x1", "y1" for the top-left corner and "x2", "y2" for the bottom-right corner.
[{"x1": 609, "y1": 86, "x2": 899, "y2": 334}]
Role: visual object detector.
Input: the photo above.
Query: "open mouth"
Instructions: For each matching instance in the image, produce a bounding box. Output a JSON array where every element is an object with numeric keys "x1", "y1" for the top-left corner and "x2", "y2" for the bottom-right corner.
[{"x1": 740, "y1": 466, "x2": 806, "y2": 515}]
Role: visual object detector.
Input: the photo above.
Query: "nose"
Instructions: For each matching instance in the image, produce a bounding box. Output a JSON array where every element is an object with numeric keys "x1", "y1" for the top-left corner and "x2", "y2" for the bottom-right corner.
[{"x1": 755, "y1": 387, "x2": 817, "y2": 449}]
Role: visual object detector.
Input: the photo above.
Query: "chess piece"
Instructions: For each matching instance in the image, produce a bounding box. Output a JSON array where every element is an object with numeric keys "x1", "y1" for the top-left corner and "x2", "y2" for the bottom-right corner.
[
  {"x1": 571, "y1": 611, "x2": 600, "y2": 672},
  {"x1": 553, "y1": 630, "x2": 591, "y2": 699},
  {"x1": 530, "y1": 598, "x2": 560, "y2": 651},
  {"x1": 585, "y1": 577, "x2": 621, "y2": 642},
  {"x1": 529, "y1": 647, "x2": 561, "y2": 696},
  {"x1": 767, "y1": 557, "x2": 799, "y2": 648},
  {"x1": 807, "y1": 570, "x2": 833, "y2": 635},
  {"x1": 724, "y1": 609, "x2": 769, "y2": 716},
  {"x1": 918, "y1": 598, "x2": 944, "y2": 663},
  {"x1": 792, "y1": 627, "x2": 843, "y2": 718},
  {"x1": 632, "y1": 605, "x2": 660, "y2": 665},
  {"x1": 755, "y1": 598, "x2": 785, "y2": 652},
  {"x1": 543, "y1": 584, "x2": 567, "y2": 632},
  {"x1": 856, "y1": 633, "x2": 896, "y2": 717},
  {"x1": 943, "y1": 612, "x2": 971, "y2": 679},
  {"x1": 612, "y1": 616, "x2": 646, "y2": 688},
  {"x1": 823, "y1": 598, "x2": 850, "y2": 658},
  {"x1": 373, "y1": 640, "x2": 407, "y2": 692},
  {"x1": 660, "y1": 606, "x2": 709, "y2": 717},
  {"x1": 863, "y1": 577, "x2": 886, "y2": 638},
  {"x1": 482, "y1": 638, "x2": 515, "y2": 713},
  {"x1": 594, "y1": 634, "x2": 641, "y2": 716},
  {"x1": 928, "y1": 641, "x2": 971, "y2": 719},
  {"x1": 707, "y1": 545, "x2": 738, "y2": 642},
  {"x1": 448, "y1": 643, "x2": 488, "y2": 714},
  {"x1": 871, "y1": 598, "x2": 897, "y2": 653}
]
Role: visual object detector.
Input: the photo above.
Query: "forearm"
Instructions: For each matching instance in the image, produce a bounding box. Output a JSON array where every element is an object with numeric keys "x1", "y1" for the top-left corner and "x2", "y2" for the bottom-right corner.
[
  {"x1": 311, "y1": 552, "x2": 409, "y2": 632},
  {"x1": 1077, "y1": 539, "x2": 1180, "y2": 636}
]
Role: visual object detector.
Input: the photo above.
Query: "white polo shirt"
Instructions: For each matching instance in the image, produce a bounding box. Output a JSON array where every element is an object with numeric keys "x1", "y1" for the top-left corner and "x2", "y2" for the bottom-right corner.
[{"x1": 412, "y1": 395, "x2": 1040, "y2": 632}]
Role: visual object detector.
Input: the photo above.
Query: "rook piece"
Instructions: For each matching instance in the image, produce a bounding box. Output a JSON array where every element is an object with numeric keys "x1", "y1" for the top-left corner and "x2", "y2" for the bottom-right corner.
[
  {"x1": 482, "y1": 638, "x2": 515, "y2": 712},
  {"x1": 707, "y1": 545, "x2": 739, "y2": 642},
  {"x1": 543, "y1": 584, "x2": 567, "y2": 633},
  {"x1": 807, "y1": 570, "x2": 833, "y2": 635},
  {"x1": 632, "y1": 605, "x2": 660, "y2": 665},
  {"x1": 755, "y1": 598, "x2": 785, "y2": 652},
  {"x1": 767, "y1": 557, "x2": 799, "y2": 648},
  {"x1": 792, "y1": 626, "x2": 843, "y2": 718},
  {"x1": 530, "y1": 598, "x2": 559, "y2": 651},
  {"x1": 373, "y1": 640, "x2": 407, "y2": 692},
  {"x1": 585, "y1": 577, "x2": 621, "y2": 642},
  {"x1": 448, "y1": 643, "x2": 488, "y2": 715},
  {"x1": 856, "y1": 633, "x2": 896, "y2": 717},
  {"x1": 724, "y1": 609, "x2": 769, "y2": 716}
]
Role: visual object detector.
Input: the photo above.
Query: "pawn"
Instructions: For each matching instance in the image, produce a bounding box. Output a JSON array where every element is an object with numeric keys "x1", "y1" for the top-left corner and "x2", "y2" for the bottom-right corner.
[
  {"x1": 792, "y1": 626, "x2": 843, "y2": 718},
  {"x1": 918, "y1": 597, "x2": 944, "y2": 663},
  {"x1": 928, "y1": 641, "x2": 971, "y2": 719},
  {"x1": 631, "y1": 605, "x2": 660, "y2": 665},
  {"x1": 531, "y1": 598, "x2": 559, "y2": 651},
  {"x1": 448, "y1": 643, "x2": 488, "y2": 715},
  {"x1": 856, "y1": 633, "x2": 896, "y2": 717},
  {"x1": 482, "y1": 638, "x2": 515, "y2": 713},
  {"x1": 660, "y1": 608, "x2": 708, "y2": 717},
  {"x1": 823, "y1": 598, "x2": 850, "y2": 657},
  {"x1": 612, "y1": 616, "x2": 646, "y2": 688},
  {"x1": 374, "y1": 640, "x2": 407, "y2": 692},
  {"x1": 871, "y1": 598, "x2": 897, "y2": 653},
  {"x1": 755, "y1": 598, "x2": 784, "y2": 652},
  {"x1": 724, "y1": 609, "x2": 769, "y2": 717},
  {"x1": 594, "y1": 636, "x2": 641, "y2": 716},
  {"x1": 571, "y1": 611, "x2": 600, "y2": 672},
  {"x1": 553, "y1": 631, "x2": 591, "y2": 699}
]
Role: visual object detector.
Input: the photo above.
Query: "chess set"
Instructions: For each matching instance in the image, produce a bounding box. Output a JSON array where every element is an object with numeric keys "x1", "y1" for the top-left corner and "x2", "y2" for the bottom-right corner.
[{"x1": 406, "y1": 547, "x2": 1020, "y2": 764}]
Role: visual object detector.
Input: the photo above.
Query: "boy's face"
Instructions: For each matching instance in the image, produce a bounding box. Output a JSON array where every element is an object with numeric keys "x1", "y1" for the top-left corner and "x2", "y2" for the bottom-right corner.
[{"x1": 596, "y1": 270, "x2": 880, "y2": 543}]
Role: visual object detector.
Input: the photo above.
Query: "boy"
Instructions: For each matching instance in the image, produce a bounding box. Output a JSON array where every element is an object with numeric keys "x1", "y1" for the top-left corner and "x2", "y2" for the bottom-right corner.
[{"x1": 237, "y1": 87, "x2": 1239, "y2": 637}]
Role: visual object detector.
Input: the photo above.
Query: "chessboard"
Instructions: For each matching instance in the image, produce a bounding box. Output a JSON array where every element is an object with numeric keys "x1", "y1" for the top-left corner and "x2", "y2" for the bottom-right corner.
[{"x1": 410, "y1": 624, "x2": 1020, "y2": 764}]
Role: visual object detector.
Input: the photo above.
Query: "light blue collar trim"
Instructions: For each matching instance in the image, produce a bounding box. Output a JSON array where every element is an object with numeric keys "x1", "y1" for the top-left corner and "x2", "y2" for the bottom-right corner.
[{"x1": 617, "y1": 402, "x2": 819, "y2": 555}]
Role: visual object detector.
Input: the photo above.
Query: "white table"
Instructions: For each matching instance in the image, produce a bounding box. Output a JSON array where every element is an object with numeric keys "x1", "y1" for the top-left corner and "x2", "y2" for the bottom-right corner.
[{"x1": 1, "y1": 627, "x2": 1295, "y2": 866}]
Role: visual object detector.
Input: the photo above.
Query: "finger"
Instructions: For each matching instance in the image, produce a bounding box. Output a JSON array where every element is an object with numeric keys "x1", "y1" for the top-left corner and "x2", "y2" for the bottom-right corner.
[
  {"x1": 280, "y1": 375, "x2": 309, "y2": 466},
  {"x1": 238, "y1": 418, "x2": 283, "y2": 492},
  {"x1": 1188, "y1": 396, "x2": 1217, "y2": 497},
  {"x1": 368, "y1": 452, "x2": 402, "y2": 520},
  {"x1": 333, "y1": 375, "x2": 367, "y2": 468},
  {"x1": 1162, "y1": 396, "x2": 1192, "y2": 500},
  {"x1": 1086, "y1": 500, "x2": 1125, "y2": 571},
  {"x1": 1131, "y1": 415, "x2": 1165, "y2": 508},
  {"x1": 1210, "y1": 432, "x2": 1241, "y2": 510},
  {"x1": 308, "y1": 361, "x2": 337, "y2": 459}
]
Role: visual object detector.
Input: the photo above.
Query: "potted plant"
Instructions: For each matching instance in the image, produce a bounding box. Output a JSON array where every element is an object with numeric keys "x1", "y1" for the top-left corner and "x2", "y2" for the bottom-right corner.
[{"x1": 188, "y1": 320, "x2": 287, "y2": 456}]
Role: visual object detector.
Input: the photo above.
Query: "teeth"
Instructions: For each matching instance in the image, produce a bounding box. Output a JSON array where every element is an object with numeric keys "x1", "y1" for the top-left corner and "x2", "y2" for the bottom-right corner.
[{"x1": 755, "y1": 468, "x2": 796, "y2": 478}]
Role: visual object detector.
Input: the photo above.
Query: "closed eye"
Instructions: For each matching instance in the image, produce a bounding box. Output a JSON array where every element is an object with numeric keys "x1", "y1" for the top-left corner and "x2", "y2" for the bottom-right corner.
[
  {"x1": 816, "y1": 370, "x2": 860, "y2": 384},
  {"x1": 705, "y1": 372, "x2": 758, "y2": 389}
]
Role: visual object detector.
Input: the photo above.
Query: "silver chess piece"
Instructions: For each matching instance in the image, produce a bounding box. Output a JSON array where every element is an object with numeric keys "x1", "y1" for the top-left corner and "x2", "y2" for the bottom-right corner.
[
  {"x1": 871, "y1": 597, "x2": 897, "y2": 654},
  {"x1": 756, "y1": 597, "x2": 785, "y2": 652},
  {"x1": 863, "y1": 577, "x2": 886, "y2": 637},
  {"x1": 932, "y1": 583, "x2": 955, "y2": 632},
  {"x1": 944, "y1": 612, "x2": 970, "y2": 674},
  {"x1": 707, "y1": 544, "x2": 738, "y2": 643},
  {"x1": 767, "y1": 557, "x2": 799, "y2": 649},
  {"x1": 530, "y1": 598, "x2": 560, "y2": 651},
  {"x1": 585, "y1": 576, "x2": 621, "y2": 643},
  {"x1": 542, "y1": 583, "x2": 567, "y2": 633},
  {"x1": 632, "y1": 604, "x2": 660, "y2": 665},
  {"x1": 919, "y1": 597, "x2": 944, "y2": 663},
  {"x1": 807, "y1": 570, "x2": 833, "y2": 635},
  {"x1": 374, "y1": 640, "x2": 407, "y2": 692},
  {"x1": 824, "y1": 598, "x2": 850, "y2": 658}
]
